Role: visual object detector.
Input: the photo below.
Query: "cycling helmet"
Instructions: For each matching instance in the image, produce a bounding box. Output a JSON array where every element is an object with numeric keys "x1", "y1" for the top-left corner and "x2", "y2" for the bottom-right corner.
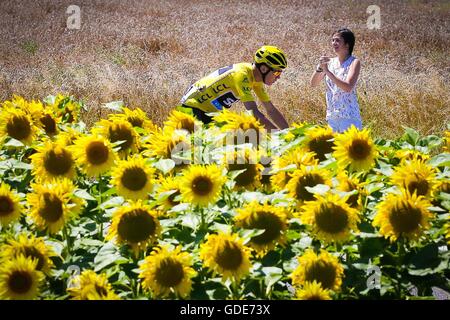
[{"x1": 254, "y1": 45, "x2": 287, "y2": 70}]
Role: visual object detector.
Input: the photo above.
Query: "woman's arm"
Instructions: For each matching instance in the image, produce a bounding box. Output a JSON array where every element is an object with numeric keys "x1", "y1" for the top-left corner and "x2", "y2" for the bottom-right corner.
[
  {"x1": 324, "y1": 59, "x2": 361, "y2": 92},
  {"x1": 310, "y1": 64, "x2": 326, "y2": 87}
]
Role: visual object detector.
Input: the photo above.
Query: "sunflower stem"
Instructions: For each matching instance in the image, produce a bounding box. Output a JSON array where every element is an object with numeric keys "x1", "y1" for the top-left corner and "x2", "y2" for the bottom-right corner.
[
  {"x1": 395, "y1": 237, "x2": 407, "y2": 298},
  {"x1": 97, "y1": 176, "x2": 104, "y2": 239},
  {"x1": 63, "y1": 225, "x2": 73, "y2": 255},
  {"x1": 231, "y1": 280, "x2": 241, "y2": 299}
]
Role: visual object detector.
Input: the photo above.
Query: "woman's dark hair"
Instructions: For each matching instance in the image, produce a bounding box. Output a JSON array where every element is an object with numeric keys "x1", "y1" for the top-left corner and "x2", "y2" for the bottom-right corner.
[{"x1": 333, "y1": 28, "x2": 355, "y2": 55}]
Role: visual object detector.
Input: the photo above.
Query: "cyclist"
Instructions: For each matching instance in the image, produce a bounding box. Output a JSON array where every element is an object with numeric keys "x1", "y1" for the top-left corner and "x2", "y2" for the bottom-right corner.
[{"x1": 177, "y1": 46, "x2": 289, "y2": 130}]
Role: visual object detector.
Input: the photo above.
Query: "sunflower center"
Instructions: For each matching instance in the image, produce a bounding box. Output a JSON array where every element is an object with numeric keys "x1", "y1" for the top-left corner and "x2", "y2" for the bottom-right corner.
[
  {"x1": 6, "y1": 115, "x2": 32, "y2": 141},
  {"x1": 407, "y1": 176, "x2": 429, "y2": 196},
  {"x1": 308, "y1": 136, "x2": 334, "y2": 162},
  {"x1": 0, "y1": 195, "x2": 14, "y2": 216},
  {"x1": 95, "y1": 284, "x2": 108, "y2": 297},
  {"x1": 43, "y1": 148, "x2": 73, "y2": 176},
  {"x1": 109, "y1": 126, "x2": 133, "y2": 151},
  {"x1": 247, "y1": 211, "x2": 283, "y2": 245},
  {"x1": 8, "y1": 270, "x2": 33, "y2": 294},
  {"x1": 179, "y1": 118, "x2": 195, "y2": 133},
  {"x1": 38, "y1": 193, "x2": 63, "y2": 223},
  {"x1": 120, "y1": 167, "x2": 148, "y2": 191},
  {"x1": 155, "y1": 257, "x2": 185, "y2": 287},
  {"x1": 86, "y1": 141, "x2": 110, "y2": 165},
  {"x1": 295, "y1": 173, "x2": 325, "y2": 201},
  {"x1": 389, "y1": 202, "x2": 423, "y2": 234},
  {"x1": 315, "y1": 204, "x2": 349, "y2": 234},
  {"x1": 117, "y1": 209, "x2": 156, "y2": 243},
  {"x1": 228, "y1": 163, "x2": 257, "y2": 187},
  {"x1": 40, "y1": 114, "x2": 57, "y2": 136},
  {"x1": 305, "y1": 260, "x2": 337, "y2": 290},
  {"x1": 215, "y1": 241, "x2": 243, "y2": 271},
  {"x1": 24, "y1": 247, "x2": 46, "y2": 271},
  {"x1": 191, "y1": 176, "x2": 213, "y2": 196},
  {"x1": 168, "y1": 190, "x2": 181, "y2": 206},
  {"x1": 128, "y1": 117, "x2": 143, "y2": 128},
  {"x1": 348, "y1": 139, "x2": 371, "y2": 160}
]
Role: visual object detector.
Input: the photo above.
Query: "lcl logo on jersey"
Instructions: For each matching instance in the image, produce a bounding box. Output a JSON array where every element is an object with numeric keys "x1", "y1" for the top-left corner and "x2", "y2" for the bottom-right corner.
[{"x1": 211, "y1": 91, "x2": 239, "y2": 110}]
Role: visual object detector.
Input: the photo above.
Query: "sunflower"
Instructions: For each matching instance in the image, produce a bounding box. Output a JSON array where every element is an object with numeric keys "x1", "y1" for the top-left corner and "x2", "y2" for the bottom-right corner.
[
  {"x1": 92, "y1": 119, "x2": 139, "y2": 157},
  {"x1": 71, "y1": 134, "x2": 117, "y2": 177},
  {"x1": 443, "y1": 130, "x2": 450, "y2": 153},
  {"x1": 295, "y1": 281, "x2": 332, "y2": 300},
  {"x1": 110, "y1": 107, "x2": 158, "y2": 133},
  {"x1": 156, "y1": 176, "x2": 182, "y2": 212},
  {"x1": 0, "y1": 182, "x2": 22, "y2": 227},
  {"x1": 55, "y1": 127, "x2": 82, "y2": 146},
  {"x1": 199, "y1": 232, "x2": 252, "y2": 282},
  {"x1": 30, "y1": 140, "x2": 76, "y2": 182},
  {"x1": 0, "y1": 106, "x2": 37, "y2": 145},
  {"x1": 163, "y1": 110, "x2": 198, "y2": 134},
  {"x1": 68, "y1": 270, "x2": 120, "y2": 300},
  {"x1": 391, "y1": 159, "x2": 437, "y2": 197},
  {"x1": 145, "y1": 128, "x2": 191, "y2": 161},
  {"x1": 286, "y1": 166, "x2": 332, "y2": 205},
  {"x1": 234, "y1": 202, "x2": 288, "y2": 255},
  {"x1": 373, "y1": 191, "x2": 433, "y2": 242},
  {"x1": 51, "y1": 96, "x2": 81, "y2": 123},
  {"x1": 106, "y1": 200, "x2": 161, "y2": 255},
  {"x1": 270, "y1": 149, "x2": 318, "y2": 191},
  {"x1": 302, "y1": 125, "x2": 335, "y2": 162},
  {"x1": 180, "y1": 164, "x2": 226, "y2": 207},
  {"x1": 28, "y1": 99, "x2": 60, "y2": 137},
  {"x1": 110, "y1": 156, "x2": 155, "y2": 200},
  {"x1": 336, "y1": 172, "x2": 365, "y2": 209},
  {"x1": 0, "y1": 255, "x2": 44, "y2": 300},
  {"x1": 139, "y1": 245, "x2": 197, "y2": 298},
  {"x1": 290, "y1": 249, "x2": 344, "y2": 291},
  {"x1": 395, "y1": 149, "x2": 430, "y2": 163},
  {"x1": 27, "y1": 179, "x2": 84, "y2": 234},
  {"x1": 214, "y1": 109, "x2": 265, "y2": 147},
  {"x1": 333, "y1": 126, "x2": 378, "y2": 172},
  {"x1": 0, "y1": 233, "x2": 56, "y2": 275},
  {"x1": 300, "y1": 193, "x2": 360, "y2": 243},
  {"x1": 224, "y1": 148, "x2": 263, "y2": 190}
]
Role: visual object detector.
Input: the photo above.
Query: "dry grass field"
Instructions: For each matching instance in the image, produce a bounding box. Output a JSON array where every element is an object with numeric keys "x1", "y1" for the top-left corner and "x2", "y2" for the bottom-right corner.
[{"x1": 0, "y1": 0, "x2": 449, "y2": 138}]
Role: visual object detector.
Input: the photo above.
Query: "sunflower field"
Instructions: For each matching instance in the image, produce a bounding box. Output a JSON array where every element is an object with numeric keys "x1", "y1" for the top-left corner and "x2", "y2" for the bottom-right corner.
[{"x1": 0, "y1": 94, "x2": 449, "y2": 300}]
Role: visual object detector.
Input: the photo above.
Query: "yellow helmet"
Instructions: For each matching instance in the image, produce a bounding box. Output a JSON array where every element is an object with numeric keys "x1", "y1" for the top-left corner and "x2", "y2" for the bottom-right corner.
[{"x1": 254, "y1": 45, "x2": 287, "y2": 70}]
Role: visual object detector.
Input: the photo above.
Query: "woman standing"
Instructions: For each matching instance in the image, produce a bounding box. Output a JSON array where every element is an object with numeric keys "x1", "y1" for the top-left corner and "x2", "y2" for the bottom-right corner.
[{"x1": 310, "y1": 28, "x2": 362, "y2": 132}]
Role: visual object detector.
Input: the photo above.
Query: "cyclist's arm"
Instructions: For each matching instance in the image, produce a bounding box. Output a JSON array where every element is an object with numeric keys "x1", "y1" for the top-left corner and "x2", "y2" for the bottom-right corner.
[
  {"x1": 261, "y1": 101, "x2": 289, "y2": 129},
  {"x1": 243, "y1": 101, "x2": 278, "y2": 130}
]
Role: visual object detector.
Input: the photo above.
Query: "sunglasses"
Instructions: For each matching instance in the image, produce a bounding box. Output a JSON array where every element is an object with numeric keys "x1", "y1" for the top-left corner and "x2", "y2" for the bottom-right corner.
[{"x1": 272, "y1": 70, "x2": 282, "y2": 77}]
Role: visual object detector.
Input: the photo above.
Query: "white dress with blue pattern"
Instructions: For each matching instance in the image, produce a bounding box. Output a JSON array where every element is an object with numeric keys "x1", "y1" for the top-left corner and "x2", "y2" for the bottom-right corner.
[{"x1": 325, "y1": 55, "x2": 362, "y2": 131}]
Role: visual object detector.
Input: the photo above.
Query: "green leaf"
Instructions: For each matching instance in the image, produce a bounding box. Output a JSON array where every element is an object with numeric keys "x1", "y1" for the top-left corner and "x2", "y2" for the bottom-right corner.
[
  {"x1": 4, "y1": 138, "x2": 25, "y2": 147},
  {"x1": 374, "y1": 161, "x2": 394, "y2": 176},
  {"x1": 408, "y1": 243, "x2": 440, "y2": 270},
  {"x1": 181, "y1": 213, "x2": 200, "y2": 230},
  {"x1": 94, "y1": 242, "x2": 128, "y2": 272},
  {"x1": 240, "y1": 228, "x2": 266, "y2": 245},
  {"x1": 153, "y1": 159, "x2": 175, "y2": 174},
  {"x1": 102, "y1": 100, "x2": 124, "y2": 112},
  {"x1": 428, "y1": 153, "x2": 450, "y2": 168},
  {"x1": 74, "y1": 189, "x2": 96, "y2": 201},
  {"x1": 262, "y1": 267, "x2": 283, "y2": 296},
  {"x1": 305, "y1": 184, "x2": 330, "y2": 195},
  {"x1": 100, "y1": 196, "x2": 124, "y2": 209},
  {"x1": 402, "y1": 127, "x2": 420, "y2": 146},
  {"x1": 43, "y1": 95, "x2": 56, "y2": 105},
  {"x1": 419, "y1": 135, "x2": 442, "y2": 149}
]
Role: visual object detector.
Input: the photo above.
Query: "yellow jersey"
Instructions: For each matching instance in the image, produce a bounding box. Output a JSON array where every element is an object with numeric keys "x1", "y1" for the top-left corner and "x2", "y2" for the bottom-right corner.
[{"x1": 180, "y1": 63, "x2": 270, "y2": 113}]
